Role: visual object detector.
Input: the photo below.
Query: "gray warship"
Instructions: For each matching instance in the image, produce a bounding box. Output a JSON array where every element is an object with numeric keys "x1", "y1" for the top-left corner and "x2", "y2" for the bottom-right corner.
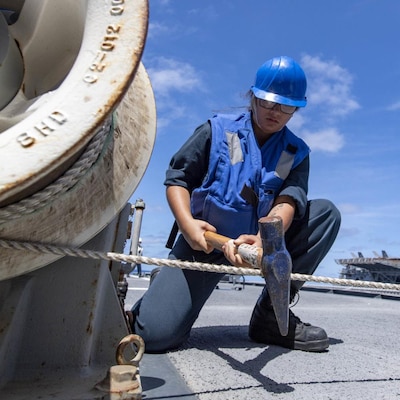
[{"x1": 336, "y1": 250, "x2": 400, "y2": 284}]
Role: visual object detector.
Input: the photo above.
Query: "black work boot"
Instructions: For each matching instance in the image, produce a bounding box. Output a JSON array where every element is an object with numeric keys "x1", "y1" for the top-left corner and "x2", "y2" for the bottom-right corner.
[{"x1": 248, "y1": 287, "x2": 329, "y2": 352}]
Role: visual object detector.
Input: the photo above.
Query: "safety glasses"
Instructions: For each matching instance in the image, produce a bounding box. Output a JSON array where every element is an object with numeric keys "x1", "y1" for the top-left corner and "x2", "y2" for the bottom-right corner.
[{"x1": 258, "y1": 98, "x2": 297, "y2": 115}]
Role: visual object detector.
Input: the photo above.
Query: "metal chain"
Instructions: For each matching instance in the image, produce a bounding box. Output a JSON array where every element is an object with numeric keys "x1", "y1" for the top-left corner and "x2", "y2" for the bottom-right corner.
[{"x1": 1, "y1": 238, "x2": 400, "y2": 291}]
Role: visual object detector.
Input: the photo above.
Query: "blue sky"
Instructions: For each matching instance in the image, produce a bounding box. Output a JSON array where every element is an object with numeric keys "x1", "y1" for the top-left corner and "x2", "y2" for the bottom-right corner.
[{"x1": 129, "y1": 0, "x2": 400, "y2": 278}]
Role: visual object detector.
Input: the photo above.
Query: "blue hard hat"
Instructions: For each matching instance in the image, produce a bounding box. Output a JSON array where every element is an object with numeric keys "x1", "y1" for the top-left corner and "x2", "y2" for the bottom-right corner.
[{"x1": 251, "y1": 56, "x2": 307, "y2": 107}]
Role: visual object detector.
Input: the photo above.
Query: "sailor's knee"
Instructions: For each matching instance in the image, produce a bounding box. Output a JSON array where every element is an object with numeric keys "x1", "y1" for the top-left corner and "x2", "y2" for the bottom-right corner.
[
  {"x1": 325, "y1": 199, "x2": 341, "y2": 230},
  {"x1": 133, "y1": 322, "x2": 188, "y2": 353},
  {"x1": 131, "y1": 307, "x2": 189, "y2": 353},
  {"x1": 313, "y1": 198, "x2": 341, "y2": 224}
]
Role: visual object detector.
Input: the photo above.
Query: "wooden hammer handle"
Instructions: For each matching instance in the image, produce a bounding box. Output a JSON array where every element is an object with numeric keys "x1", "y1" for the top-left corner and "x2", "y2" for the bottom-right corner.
[
  {"x1": 204, "y1": 231, "x2": 232, "y2": 250},
  {"x1": 204, "y1": 231, "x2": 262, "y2": 269}
]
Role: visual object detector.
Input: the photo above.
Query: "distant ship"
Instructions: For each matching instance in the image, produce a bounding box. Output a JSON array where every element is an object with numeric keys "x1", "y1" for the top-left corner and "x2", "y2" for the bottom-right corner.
[{"x1": 335, "y1": 251, "x2": 400, "y2": 284}]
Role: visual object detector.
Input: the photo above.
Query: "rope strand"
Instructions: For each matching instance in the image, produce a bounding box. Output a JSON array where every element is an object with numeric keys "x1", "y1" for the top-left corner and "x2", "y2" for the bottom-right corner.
[{"x1": 1, "y1": 238, "x2": 399, "y2": 291}]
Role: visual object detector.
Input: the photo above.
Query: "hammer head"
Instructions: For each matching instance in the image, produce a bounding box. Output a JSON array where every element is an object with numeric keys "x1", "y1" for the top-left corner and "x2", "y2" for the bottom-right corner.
[{"x1": 258, "y1": 216, "x2": 292, "y2": 336}]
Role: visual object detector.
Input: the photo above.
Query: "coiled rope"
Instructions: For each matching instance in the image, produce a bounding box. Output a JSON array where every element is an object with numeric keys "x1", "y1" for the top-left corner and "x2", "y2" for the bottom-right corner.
[
  {"x1": 1, "y1": 238, "x2": 399, "y2": 291},
  {"x1": 0, "y1": 117, "x2": 112, "y2": 224}
]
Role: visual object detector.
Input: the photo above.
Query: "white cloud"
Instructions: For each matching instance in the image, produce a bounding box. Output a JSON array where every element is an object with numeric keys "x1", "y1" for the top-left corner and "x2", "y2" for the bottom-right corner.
[
  {"x1": 301, "y1": 54, "x2": 360, "y2": 117},
  {"x1": 156, "y1": 104, "x2": 186, "y2": 129},
  {"x1": 337, "y1": 202, "x2": 362, "y2": 214},
  {"x1": 294, "y1": 55, "x2": 359, "y2": 153},
  {"x1": 287, "y1": 111, "x2": 306, "y2": 131},
  {"x1": 301, "y1": 127, "x2": 345, "y2": 152},
  {"x1": 387, "y1": 101, "x2": 400, "y2": 111},
  {"x1": 145, "y1": 57, "x2": 205, "y2": 131},
  {"x1": 147, "y1": 57, "x2": 203, "y2": 97},
  {"x1": 148, "y1": 22, "x2": 172, "y2": 39}
]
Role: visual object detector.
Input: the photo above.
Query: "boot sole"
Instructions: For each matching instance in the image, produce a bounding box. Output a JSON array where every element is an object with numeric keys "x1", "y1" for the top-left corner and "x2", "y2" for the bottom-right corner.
[
  {"x1": 249, "y1": 333, "x2": 329, "y2": 352},
  {"x1": 292, "y1": 338, "x2": 329, "y2": 352}
]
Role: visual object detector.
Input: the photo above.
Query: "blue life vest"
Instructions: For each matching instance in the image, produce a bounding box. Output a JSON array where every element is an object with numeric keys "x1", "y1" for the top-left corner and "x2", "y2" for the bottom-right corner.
[{"x1": 190, "y1": 112, "x2": 310, "y2": 238}]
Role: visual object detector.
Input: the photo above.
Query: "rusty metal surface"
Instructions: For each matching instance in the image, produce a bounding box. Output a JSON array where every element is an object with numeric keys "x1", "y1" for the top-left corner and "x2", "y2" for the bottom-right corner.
[
  {"x1": 0, "y1": 211, "x2": 135, "y2": 399},
  {"x1": 95, "y1": 334, "x2": 145, "y2": 397},
  {"x1": 0, "y1": 0, "x2": 149, "y2": 204},
  {"x1": 0, "y1": 0, "x2": 157, "y2": 280},
  {"x1": 0, "y1": 63, "x2": 156, "y2": 280}
]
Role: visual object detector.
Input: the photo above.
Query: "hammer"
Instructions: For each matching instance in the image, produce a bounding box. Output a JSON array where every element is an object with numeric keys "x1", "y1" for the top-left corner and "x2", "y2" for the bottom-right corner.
[{"x1": 204, "y1": 216, "x2": 291, "y2": 336}]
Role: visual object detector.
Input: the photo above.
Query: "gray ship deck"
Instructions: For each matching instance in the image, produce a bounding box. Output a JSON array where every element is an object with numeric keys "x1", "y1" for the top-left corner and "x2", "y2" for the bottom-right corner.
[{"x1": 126, "y1": 275, "x2": 400, "y2": 400}]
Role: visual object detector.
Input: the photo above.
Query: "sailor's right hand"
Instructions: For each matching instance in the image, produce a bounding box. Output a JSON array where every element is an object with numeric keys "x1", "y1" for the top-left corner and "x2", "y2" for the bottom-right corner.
[
  {"x1": 181, "y1": 219, "x2": 217, "y2": 253},
  {"x1": 223, "y1": 234, "x2": 261, "y2": 266}
]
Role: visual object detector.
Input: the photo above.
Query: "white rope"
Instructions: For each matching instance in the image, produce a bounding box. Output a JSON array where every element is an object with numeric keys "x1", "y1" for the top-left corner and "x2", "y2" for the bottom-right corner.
[
  {"x1": 1, "y1": 238, "x2": 400, "y2": 292},
  {"x1": 0, "y1": 118, "x2": 112, "y2": 224}
]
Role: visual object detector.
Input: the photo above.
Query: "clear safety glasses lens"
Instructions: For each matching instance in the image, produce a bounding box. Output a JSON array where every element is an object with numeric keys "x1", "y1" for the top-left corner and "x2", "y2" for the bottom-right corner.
[{"x1": 258, "y1": 99, "x2": 296, "y2": 115}]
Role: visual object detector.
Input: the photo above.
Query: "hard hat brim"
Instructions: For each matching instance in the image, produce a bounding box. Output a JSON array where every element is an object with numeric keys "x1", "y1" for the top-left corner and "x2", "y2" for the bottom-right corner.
[{"x1": 251, "y1": 87, "x2": 307, "y2": 108}]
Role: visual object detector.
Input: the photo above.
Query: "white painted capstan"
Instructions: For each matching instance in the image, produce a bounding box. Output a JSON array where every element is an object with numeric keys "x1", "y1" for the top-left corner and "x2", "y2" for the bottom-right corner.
[
  {"x1": 0, "y1": 1, "x2": 155, "y2": 398},
  {"x1": 0, "y1": 0, "x2": 156, "y2": 279}
]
